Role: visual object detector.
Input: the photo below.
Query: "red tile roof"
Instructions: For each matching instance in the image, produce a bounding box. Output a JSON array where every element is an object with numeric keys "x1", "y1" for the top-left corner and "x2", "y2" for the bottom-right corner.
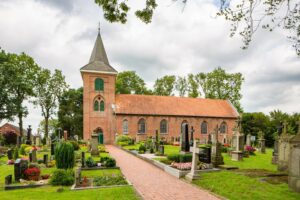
[{"x1": 115, "y1": 94, "x2": 239, "y2": 118}]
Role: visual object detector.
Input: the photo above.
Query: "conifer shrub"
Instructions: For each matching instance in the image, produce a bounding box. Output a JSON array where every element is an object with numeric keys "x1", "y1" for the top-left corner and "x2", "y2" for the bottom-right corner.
[
  {"x1": 13, "y1": 147, "x2": 19, "y2": 160},
  {"x1": 50, "y1": 169, "x2": 74, "y2": 186},
  {"x1": 55, "y1": 142, "x2": 75, "y2": 169}
]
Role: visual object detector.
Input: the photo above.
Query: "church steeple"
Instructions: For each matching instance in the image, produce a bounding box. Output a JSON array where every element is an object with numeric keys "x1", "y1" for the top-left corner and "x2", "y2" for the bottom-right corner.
[{"x1": 80, "y1": 27, "x2": 117, "y2": 74}]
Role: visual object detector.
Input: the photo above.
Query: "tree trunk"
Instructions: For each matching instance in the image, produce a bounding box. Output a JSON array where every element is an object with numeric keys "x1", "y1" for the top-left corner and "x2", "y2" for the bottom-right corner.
[
  {"x1": 18, "y1": 111, "x2": 23, "y2": 147},
  {"x1": 45, "y1": 116, "x2": 49, "y2": 139}
]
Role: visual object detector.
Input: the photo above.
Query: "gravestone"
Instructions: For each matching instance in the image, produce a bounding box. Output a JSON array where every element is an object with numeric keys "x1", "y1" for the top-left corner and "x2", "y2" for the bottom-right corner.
[
  {"x1": 190, "y1": 126, "x2": 194, "y2": 146},
  {"x1": 31, "y1": 149, "x2": 37, "y2": 163},
  {"x1": 36, "y1": 136, "x2": 41, "y2": 146},
  {"x1": 43, "y1": 154, "x2": 48, "y2": 165},
  {"x1": 288, "y1": 120, "x2": 300, "y2": 192},
  {"x1": 91, "y1": 133, "x2": 99, "y2": 156},
  {"x1": 231, "y1": 119, "x2": 244, "y2": 161},
  {"x1": 181, "y1": 123, "x2": 190, "y2": 153},
  {"x1": 51, "y1": 143, "x2": 55, "y2": 156},
  {"x1": 74, "y1": 135, "x2": 79, "y2": 141},
  {"x1": 7, "y1": 149, "x2": 13, "y2": 160},
  {"x1": 155, "y1": 130, "x2": 159, "y2": 152},
  {"x1": 211, "y1": 126, "x2": 224, "y2": 167},
  {"x1": 14, "y1": 159, "x2": 28, "y2": 182},
  {"x1": 29, "y1": 152, "x2": 33, "y2": 162},
  {"x1": 186, "y1": 140, "x2": 201, "y2": 181},
  {"x1": 272, "y1": 137, "x2": 279, "y2": 164},
  {"x1": 26, "y1": 125, "x2": 32, "y2": 145},
  {"x1": 257, "y1": 131, "x2": 266, "y2": 153},
  {"x1": 158, "y1": 145, "x2": 164, "y2": 155},
  {"x1": 64, "y1": 130, "x2": 68, "y2": 140},
  {"x1": 199, "y1": 146, "x2": 211, "y2": 164},
  {"x1": 5, "y1": 175, "x2": 12, "y2": 185},
  {"x1": 278, "y1": 121, "x2": 292, "y2": 171},
  {"x1": 81, "y1": 152, "x2": 85, "y2": 167},
  {"x1": 246, "y1": 134, "x2": 251, "y2": 146},
  {"x1": 75, "y1": 167, "x2": 81, "y2": 185}
]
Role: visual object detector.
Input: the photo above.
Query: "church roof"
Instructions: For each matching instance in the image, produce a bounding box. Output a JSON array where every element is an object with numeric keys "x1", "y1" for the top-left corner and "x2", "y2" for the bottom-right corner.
[
  {"x1": 80, "y1": 33, "x2": 117, "y2": 74},
  {"x1": 115, "y1": 94, "x2": 239, "y2": 118}
]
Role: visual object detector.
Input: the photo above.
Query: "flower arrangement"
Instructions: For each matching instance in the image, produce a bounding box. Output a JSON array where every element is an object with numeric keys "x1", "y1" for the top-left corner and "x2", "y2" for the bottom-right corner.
[
  {"x1": 170, "y1": 162, "x2": 192, "y2": 170},
  {"x1": 223, "y1": 143, "x2": 230, "y2": 147},
  {"x1": 24, "y1": 167, "x2": 41, "y2": 181},
  {"x1": 244, "y1": 145, "x2": 256, "y2": 155}
]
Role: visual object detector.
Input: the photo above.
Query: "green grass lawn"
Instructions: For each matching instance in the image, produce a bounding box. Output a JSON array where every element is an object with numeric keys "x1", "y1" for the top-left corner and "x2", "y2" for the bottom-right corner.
[
  {"x1": 82, "y1": 169, "x2": 121, "y2": 178},
  {"x1": 164, "y1": 145, "x2": 180, "y2": 155},
  {"x1": 223, "y1": 148, "x2": 277, "y2": 171},
  {"x1": 194, "y1": 171, "x2": 300, "y2": 200}
]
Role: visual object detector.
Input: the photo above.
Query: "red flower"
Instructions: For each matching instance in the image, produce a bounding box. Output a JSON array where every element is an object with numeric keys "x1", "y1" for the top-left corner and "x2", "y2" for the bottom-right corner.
[
  {"x1": 32, "y1": 146, "x2": 37, "y2": 151},
  {"x1": 24, "y1": 167, "x2": 41, "y2": 177}
]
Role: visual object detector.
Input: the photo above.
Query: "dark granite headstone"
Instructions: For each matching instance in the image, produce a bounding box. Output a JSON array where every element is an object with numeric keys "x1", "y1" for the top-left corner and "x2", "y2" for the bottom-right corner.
[
  {"x1": 81, "y1": 152, "x2": 85, "y2": 168},
  {"x1": 51, "y1": 143, "x2": 55, "y2": 155},
  {"x1": 26, "y1": 125, "x2": 32, "y2": 145},
  {"x1": 43, "y1": 154, "x2": 48, "y2": 165},
  {"x1": 181, "y1": 123, "x2": 189, "y2": 152},
  {"x1": 7, "y1": 149, "x2": 13, "y2": 160},
  {"x1": 190, "y1": 126, "x2": 194, "y2": 146},
  {"x1": 14, "y1": 159, "x2": 21, "y2": 182},
  {"x1": 5, "y1": 175, "x2": 12, "y2": 185},
  {"x1": 199, "y1": 146, "x2": 211, "y2": 163},
  {"x1": 155, "y1": 130, "x2": 159, "y2": 152}
]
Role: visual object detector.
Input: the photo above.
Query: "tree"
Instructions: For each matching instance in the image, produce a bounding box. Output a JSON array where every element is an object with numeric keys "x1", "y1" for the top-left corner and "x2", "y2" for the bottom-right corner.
[
  {"x1": 153, "y1": 75, "x2": 176, "y2": 96},
  {"x1": 3, "y1": 52, "x2": 40, "y2": 143},
  {"x1": 58, "y1": 88, "x2": 83, "y2": 138},
  {"x1": 38, "y1": 118, "x2": 59, "y2": 138},
  {"x1": 175, "y1": 76, "x2": 188, "y2": 97},
  {"x1": 0, "y1": 49, "x2": 17, "y2": 121},
  {"x1": 187, "y1": 74, "x2": 200, "y2": 98},
  {"x1": 116, "y1": 71, "x2": 151, "y2": 94},
  {"x1": 197, "y1": 67, "x2": 244, "y2": 112},
  {"x1": 34, "y1": 69, "x2": 68, "y2": 138},
  {"x1": 94, "y1": 0, "x2": 299, "y2": 56}
]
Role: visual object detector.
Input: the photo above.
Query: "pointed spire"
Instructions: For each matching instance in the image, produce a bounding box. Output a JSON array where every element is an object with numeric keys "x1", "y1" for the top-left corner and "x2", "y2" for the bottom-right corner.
[{"x1": 80, "y1": 23, "x2": 117, "y2": 74}]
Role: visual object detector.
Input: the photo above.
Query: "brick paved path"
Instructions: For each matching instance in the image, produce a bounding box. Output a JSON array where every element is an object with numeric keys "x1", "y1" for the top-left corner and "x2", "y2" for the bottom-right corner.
[{"x1": 106, "y1": 145, "x2": 219, "y2": 200}]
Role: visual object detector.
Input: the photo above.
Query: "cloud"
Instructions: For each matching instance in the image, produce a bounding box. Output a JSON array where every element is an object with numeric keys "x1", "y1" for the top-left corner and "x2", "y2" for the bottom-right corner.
[{"x1": 0, "y1": 0, "x2": 299, "y2": 132}]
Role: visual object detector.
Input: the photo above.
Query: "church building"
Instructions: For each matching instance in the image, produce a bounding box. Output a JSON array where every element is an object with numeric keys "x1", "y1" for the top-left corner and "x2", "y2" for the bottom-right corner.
[{"x1": 80, "y1": 31, "x2": 239, "y2": 144}]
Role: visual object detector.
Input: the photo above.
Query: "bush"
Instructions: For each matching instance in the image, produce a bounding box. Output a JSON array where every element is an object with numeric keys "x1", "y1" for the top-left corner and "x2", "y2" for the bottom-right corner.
[
  {"x1": 50, "y1": 169, "x2": 74, "y2": 186},
  {"x1": 116, "y1": 135, "x2": 133, "y2": 146},
  {"x1": 55, "y1": 142, "x2": 75, "y2": 169},
  {"x1": 13, "y1": 147, "x2": 19, "y2": 160},
  {"x1": 86, "y1": 157, "x2": 96, "y2": 167},
  {"x1": 104, "y1": 157, "x2": 116, "y2": 167},
  {"x1": 98, "y1": 145, "x2": 106, "y2": 152},
  {"x1": 138, "y1": 144, "x2": 146, "y2": 154},
  {"x1": 167, "y1": 153, "x2": 192, "y2": 163},
  {"x1": 20, "y1": 144, "x2": 30, "y2": 155},
  {"x1": 100, "y1": 156, "x2": 110, "y2": 163},
  {"x1": 3, "y1": 131, "x2": 17, "y2": 145},
  {"x1": 69, "y1": 141, "x2": 80, "y2": 151}
]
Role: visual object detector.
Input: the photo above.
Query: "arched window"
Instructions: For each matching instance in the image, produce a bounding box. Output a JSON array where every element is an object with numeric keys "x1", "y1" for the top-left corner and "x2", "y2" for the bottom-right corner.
[
  {"x1": 100, "y1": 100, "x2": 105, "y2": 111},
  {"x1": 95, "y1": 78, "x2": 104, "y2": 91},
  {"x1": 201, "y1": 121, "x2": 208, "y2": 134},
  {"x1": 220, "y1": 122, "x2": 227, "y2": 134},
  {"x1": 123, "y1": 119, "x2": 128, "y2": 134},
  {"x1": 160, "y1": 119, "x2": 167, "y2": 134},
  {"x1": 138, "y1": 118, "x2": 146, "y2": 134},
  {"x1": 94, "y1": 100, "x2": 99, "y2": 111}
]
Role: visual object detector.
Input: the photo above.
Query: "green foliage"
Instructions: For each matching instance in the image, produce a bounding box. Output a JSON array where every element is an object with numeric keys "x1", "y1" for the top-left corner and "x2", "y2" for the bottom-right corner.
[
  {"x1": 69, "y1": 141, "x2": 80, "y2": 151},
  {"x1": 138, "y1": 144, "x2": 146, "y2": 154},
  {"x1": 38, "y1": 119, "x2": 59, "y2": 139},
  {"x1": 2, "y1": 131, "x2": 17, "y2": 145},
  {"x1": 58, "y1": 87, "x2": 83, "y2": 138},
  {"x1": 93, "y1": 175, "x2": 127, "y2": 186},
  {"x1": 100, "y1": 156, "x2": 110, "y2": 163},
  {"x1": 175, "y1": 76, "x2": 188, "y2": 97},
  {"x1": 54, "y1": 142, "x2": 75, "y2": 169},
  {"x1": 167, "y1": 153, "x2": 192, "y2": 163},
  {"x1": 198, "y1": 67, "x2": 244, "y2": 112},
  {"x1": 116, "y1": 71, "x2": 151, "y2": 94},
  {"x1": 86, "y1": 157, "x2": 96, "y2": 168},
  {"x1": 13, "y1": 147, "x2": 19, "y2": 160},
  {"x1": 153, "y1": 75, "x2": 176, "y2": 96},
  {"x1": 49, "y1": 169, "x2": 74, "y2": 186},
  {"x1": 34, "y1": 68, "x2": 68, "y2": 138},
  {"x1": 104, "y1": 157, "x2": 116, "y2": 167},
  {"x1": 187, "y1": 74, "x2": 200, "y2": 98},
  {"x1": 116, "y1": 135, "x2": 134, "y2": 146},
  {"x1": 19, "y1": 144, "x2": 30, "y2": 155}
]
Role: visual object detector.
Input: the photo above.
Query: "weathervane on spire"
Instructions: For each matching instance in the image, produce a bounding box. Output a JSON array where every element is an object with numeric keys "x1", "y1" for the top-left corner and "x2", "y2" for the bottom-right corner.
[{"x1": 98, "y1": 21, "x2": 100, "y2": 34}]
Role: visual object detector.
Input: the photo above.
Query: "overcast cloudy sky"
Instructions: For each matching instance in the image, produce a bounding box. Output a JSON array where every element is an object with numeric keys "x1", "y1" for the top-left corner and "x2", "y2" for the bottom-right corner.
[{"x1": 0, "y1": 0, "x2": 299, "y2": 132}]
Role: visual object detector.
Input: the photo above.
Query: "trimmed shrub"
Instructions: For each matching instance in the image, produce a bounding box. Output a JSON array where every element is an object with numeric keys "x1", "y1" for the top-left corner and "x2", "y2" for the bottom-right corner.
[
  {"x1": 138, "y1": 144, "x2": 146, "y2": 154},
  {"x1": 55, "y1": 142, "x2": 75, "y2": 169},
  {"x1": 69, "y1": 141, "x2": 80, "y2": 151},
  {"x1": 167, "y1": 153, "x2": 192, "y2": 163},
  {"x1": 116, "y1": 135, "x2": 134, "y2": 146},
  {"x1": 86, "y1": 157, "x2": 96, "y2": 167},
  {"x1": 100, "y1": 156, "x2": 110, "y2": 163},
  {"x1": 20, "y1": 144, "x2": 30, "y2": 155},
  {"x1": 3, "y1": 131, "x2": 17, "y2": 145},
  {"x1": 49, "y1": 169, "x2": 74, "y2": 186},
  {"x1": 104, "y1": 157, "x2": 116, "y2": 167}
]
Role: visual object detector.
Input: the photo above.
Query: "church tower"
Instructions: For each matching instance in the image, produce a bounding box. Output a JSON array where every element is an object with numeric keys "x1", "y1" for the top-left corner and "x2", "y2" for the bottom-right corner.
[{"x1": 80, "y1": 30, "x2": 118, "y2": 144}]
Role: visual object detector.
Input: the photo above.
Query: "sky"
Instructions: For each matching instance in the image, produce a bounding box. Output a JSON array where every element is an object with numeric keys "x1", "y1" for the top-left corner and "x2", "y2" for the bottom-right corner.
[{"x1": 0, "y1": 0, "x2": 299, "y2": 133}]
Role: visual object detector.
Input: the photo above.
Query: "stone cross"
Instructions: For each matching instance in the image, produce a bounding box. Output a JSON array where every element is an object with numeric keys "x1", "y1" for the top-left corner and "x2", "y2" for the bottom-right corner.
[
  {"x1": 186, "y1": 140, "x2": 200, "y2": 181},
  {"x1": 190, "y1": 126, "x2": 195, "y2": 146}
]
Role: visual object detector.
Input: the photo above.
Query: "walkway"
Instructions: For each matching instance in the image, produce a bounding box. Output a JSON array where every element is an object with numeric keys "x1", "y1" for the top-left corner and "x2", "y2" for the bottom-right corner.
[{"x1": 106, "y1": 145, "x2": 219, "y2": 200}]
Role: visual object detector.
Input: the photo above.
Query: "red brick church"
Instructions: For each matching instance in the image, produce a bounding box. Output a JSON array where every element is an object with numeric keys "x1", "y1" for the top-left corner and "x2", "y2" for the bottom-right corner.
[{"x1": 80, "y1": 32, "x2": 239, "y2": 144}]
